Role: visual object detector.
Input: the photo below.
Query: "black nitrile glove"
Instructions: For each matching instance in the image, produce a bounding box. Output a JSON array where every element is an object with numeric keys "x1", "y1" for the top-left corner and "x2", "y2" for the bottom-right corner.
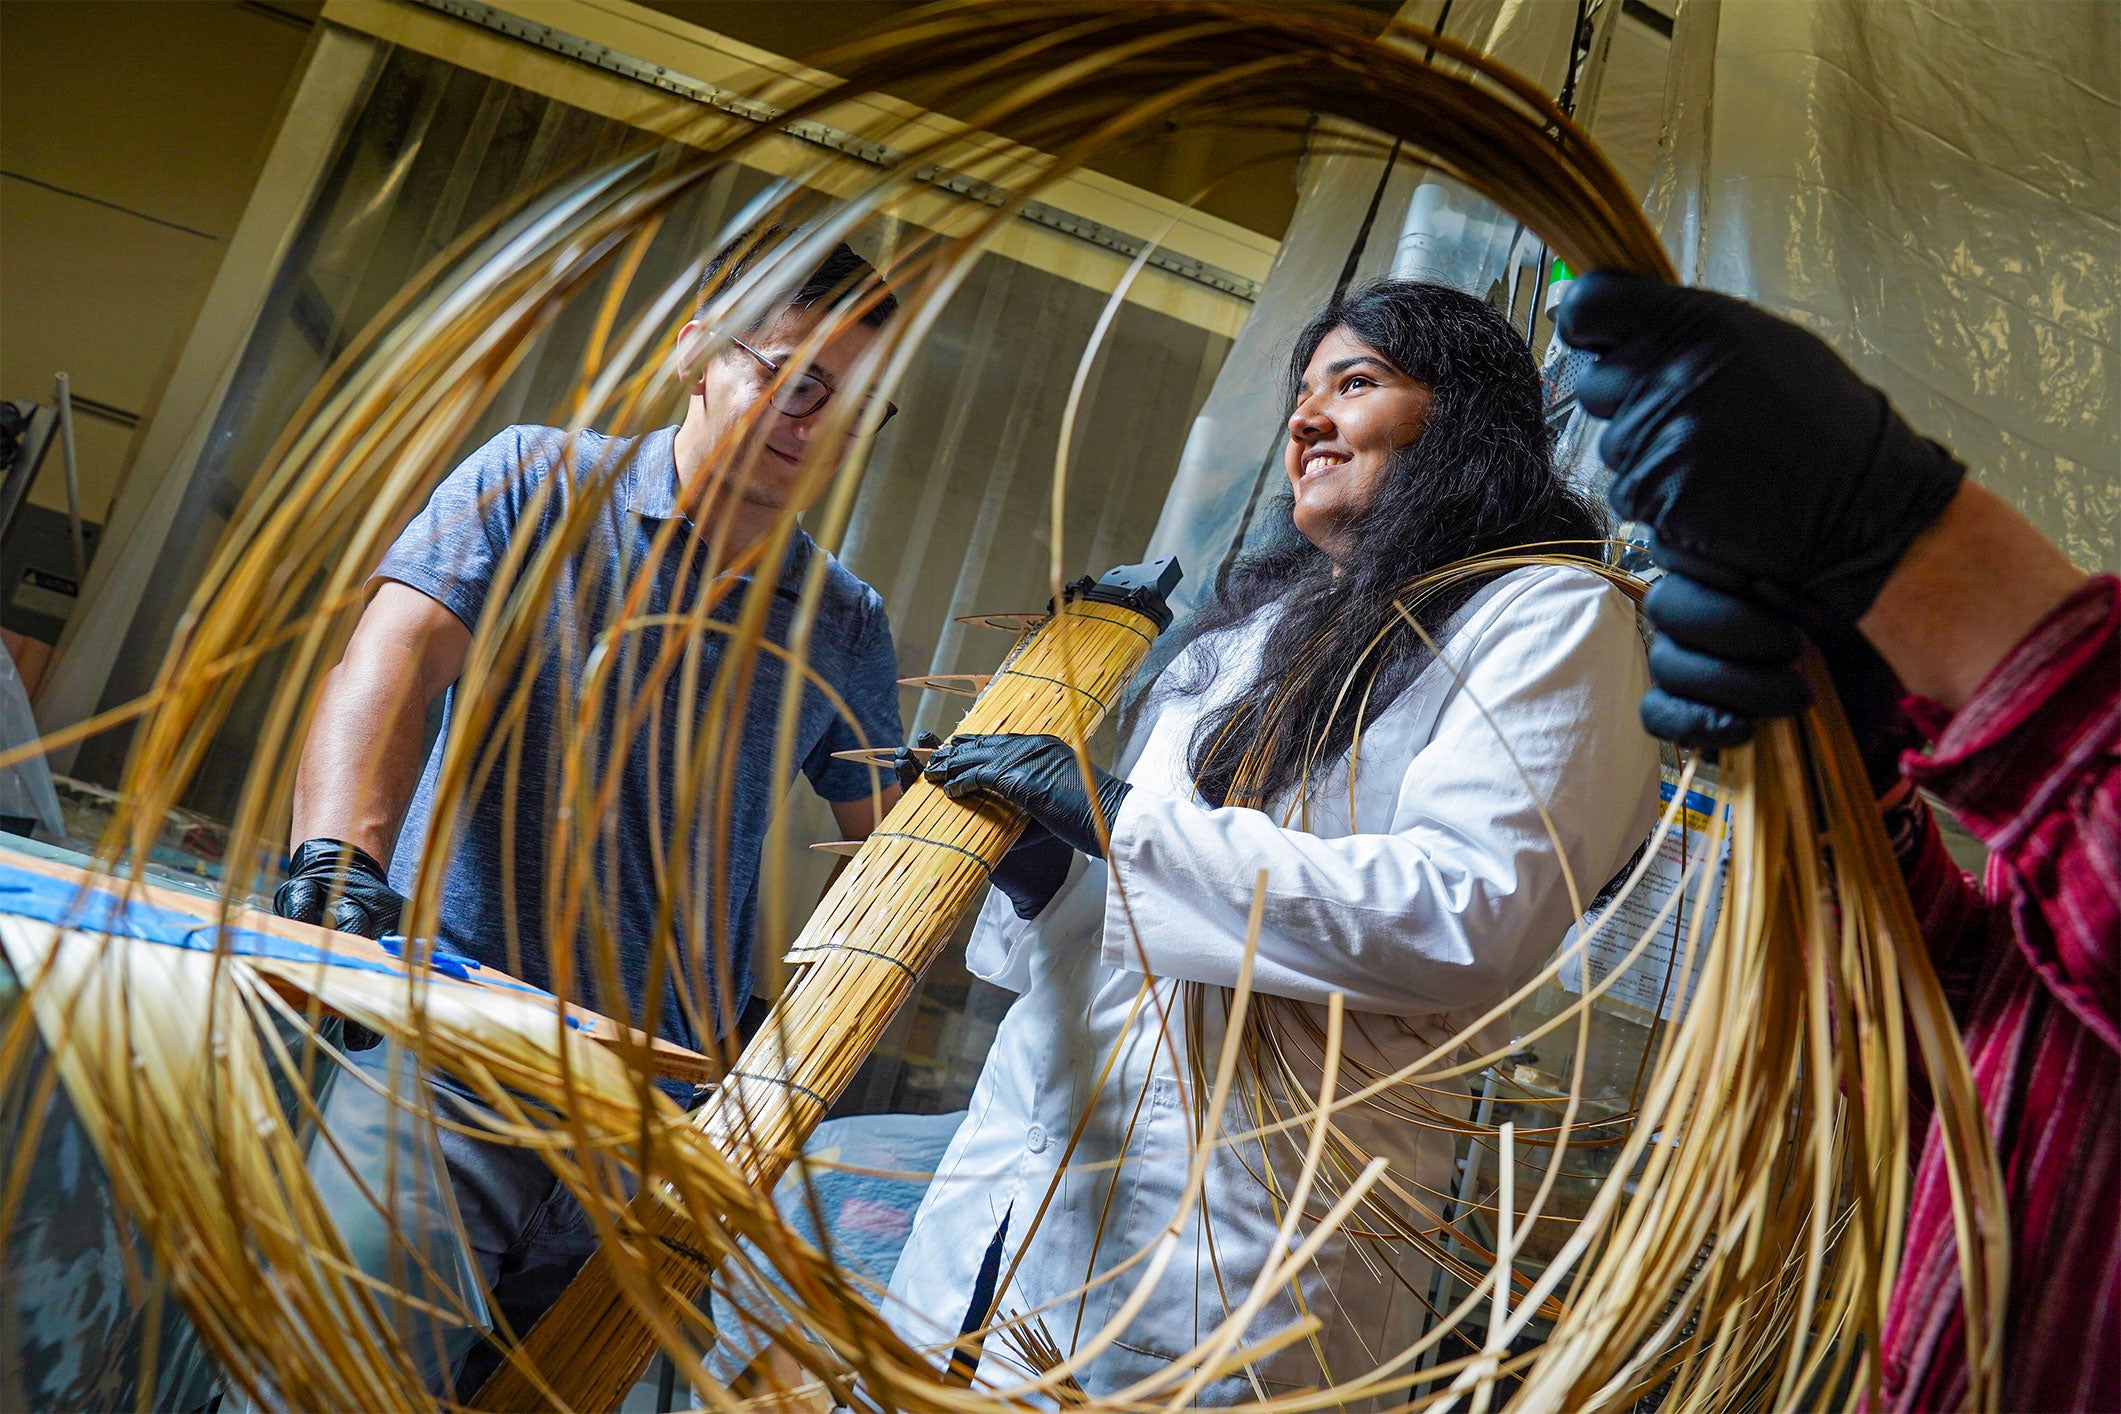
[
  {"x1": 1807, "y1": 616, "x2": 1926, "y2": 797},
  {"x1": 890, "y1": 731, "x2": 1068, "y2": 917},
  {"x1": 987, "y1": 832, "x2": 1075, "y2": 920},
  {"x1": 1638, "y1": 573, "x2": 1811, "y2": 749},
  {"x1": 891, "y1": 731, "x2": 945, "y2": 791},
  {"x1": 899, "y1": 731, "x2": 1072, "y2": 917},
  {"x1": 1639, "y1": 573, "x2": 1922, "y2": 794},
  {"x1": 1558, "y1": 273, "x2": 1964, "y2": 622},
  {"x1": 274, "y1": 838, "x2": 405, "y2": 940},
  {"x1": 923, "y1": 733, "x2": 1130, "y2": 860}
]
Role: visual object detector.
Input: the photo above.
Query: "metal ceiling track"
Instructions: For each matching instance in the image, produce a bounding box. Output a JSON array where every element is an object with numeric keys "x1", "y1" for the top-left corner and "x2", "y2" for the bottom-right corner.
[{"x1": 405, "y1": 0, "x2": 1264, "y2": 301}]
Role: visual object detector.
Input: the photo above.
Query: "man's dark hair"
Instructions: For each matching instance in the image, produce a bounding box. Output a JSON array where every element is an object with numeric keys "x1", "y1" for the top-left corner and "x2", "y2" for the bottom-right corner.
[
  {"x1": 695, "y1": 223, "x2": 898, "y2": 329},
  {"x1": 1163, "y1": 279, "x2": 1606, "y2": 808}
]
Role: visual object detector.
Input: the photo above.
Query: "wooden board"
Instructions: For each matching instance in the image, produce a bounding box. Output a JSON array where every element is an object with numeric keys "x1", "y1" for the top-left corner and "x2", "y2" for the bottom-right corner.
[{"x1": 0, "y1": 847, "x2": 715, "y2": 1086}]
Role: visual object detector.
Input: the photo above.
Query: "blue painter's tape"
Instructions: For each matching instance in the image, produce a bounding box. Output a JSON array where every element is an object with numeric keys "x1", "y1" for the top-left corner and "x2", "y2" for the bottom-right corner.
[
  {"x1": 378, "y1": 933, "x2": 483, "y2": 982},
  {"x1": 0, "y1": 860, "x2": 551, "y2": 1000}
]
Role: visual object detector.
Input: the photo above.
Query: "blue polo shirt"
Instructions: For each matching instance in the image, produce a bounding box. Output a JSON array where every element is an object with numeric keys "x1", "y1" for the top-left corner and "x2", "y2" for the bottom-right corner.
[{"x1": 376, "y1": 425, "x2": 902, "y2": 1055}]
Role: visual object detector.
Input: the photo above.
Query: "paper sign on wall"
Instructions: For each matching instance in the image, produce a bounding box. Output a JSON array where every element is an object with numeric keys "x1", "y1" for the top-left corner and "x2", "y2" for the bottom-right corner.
[{"x1": 1555, "y1": 772, "x2": 1729, "y2": 1024}]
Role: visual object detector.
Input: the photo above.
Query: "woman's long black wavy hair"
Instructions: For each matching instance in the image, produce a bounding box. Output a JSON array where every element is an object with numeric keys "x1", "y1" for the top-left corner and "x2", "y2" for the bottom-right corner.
[{"x1": 1167, "y1": 279, "x2": 1606, "y2": 808}]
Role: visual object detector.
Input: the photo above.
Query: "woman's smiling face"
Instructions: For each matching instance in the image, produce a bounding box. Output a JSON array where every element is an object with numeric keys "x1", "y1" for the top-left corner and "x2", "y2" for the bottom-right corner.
[{"x1": 1284, "y1": 326, "x2": 1434, "y2": 559}]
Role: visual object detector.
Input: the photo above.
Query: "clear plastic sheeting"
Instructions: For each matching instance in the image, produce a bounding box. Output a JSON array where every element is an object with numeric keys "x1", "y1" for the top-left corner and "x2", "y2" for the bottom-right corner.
[
  {"x1": 0, "y1": 640, "x2": 63, "y2": 838},
  {"x1": 1143, "y1": 0, "x2": 1674, "y2": 619},
  {"x1": 1394, "y1": 180, "x2": 1538, "y2": 295},
  {"x1": 301, "y1": 1042, "x2": 491, "y2": 1393},
  {"x1": 1698, "y1": 0, "x2": 2119, "y2": 570}
]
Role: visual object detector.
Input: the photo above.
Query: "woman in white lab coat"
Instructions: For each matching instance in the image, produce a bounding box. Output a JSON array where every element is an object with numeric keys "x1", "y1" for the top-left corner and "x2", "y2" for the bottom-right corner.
[{"x1": 884, "y1": 281, "x2": 1659, "y2": 1404}]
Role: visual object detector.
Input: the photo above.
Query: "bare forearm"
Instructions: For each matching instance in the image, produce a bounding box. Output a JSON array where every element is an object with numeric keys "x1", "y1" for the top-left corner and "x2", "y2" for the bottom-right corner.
[
  {"x1": 291, "y1": 582, "x2": 469, "y2": 859},
  {"x1": 290, "y1": 657, "x2": 437, "y2": 860},
  {"x1": 819, "y1": 785, "x2": 901, "y2": 894},
  {"x1": 1859, "y1": 482, "x2": 2089, "y2": 711},
  {"x1": 829, "y1": 785, "x2": 900, "y2": 844}
]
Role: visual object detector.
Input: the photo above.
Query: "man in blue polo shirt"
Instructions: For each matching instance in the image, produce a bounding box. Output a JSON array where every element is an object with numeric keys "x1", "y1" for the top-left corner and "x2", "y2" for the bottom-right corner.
[{"x1": 274, "y1": 227, "x2": 906, "y2": 1389}]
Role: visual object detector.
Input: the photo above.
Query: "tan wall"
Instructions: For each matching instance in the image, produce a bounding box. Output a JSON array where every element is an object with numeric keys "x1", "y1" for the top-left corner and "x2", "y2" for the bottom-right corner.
[{"x1": 0, "y1": 0, "x2": 316, "y2": 525}]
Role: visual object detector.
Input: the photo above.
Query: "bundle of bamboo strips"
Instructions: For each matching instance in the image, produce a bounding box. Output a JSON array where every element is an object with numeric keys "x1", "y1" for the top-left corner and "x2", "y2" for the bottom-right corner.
[
  {"x1": 472, "y1": 566, "x2": 1178, "y2": 1409},
  {"x1": 0, "y1": 873, "x2": 954, "y2": 1414},
  {"x1": 2, "y1": 918, "x2": 437, "y2": 1409}
]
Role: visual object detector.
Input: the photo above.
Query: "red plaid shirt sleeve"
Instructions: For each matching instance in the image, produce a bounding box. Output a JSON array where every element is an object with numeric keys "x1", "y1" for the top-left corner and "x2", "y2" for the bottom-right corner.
[{"x1": 1878, "y1": 574, "x2": 2120, "y2": 1413}]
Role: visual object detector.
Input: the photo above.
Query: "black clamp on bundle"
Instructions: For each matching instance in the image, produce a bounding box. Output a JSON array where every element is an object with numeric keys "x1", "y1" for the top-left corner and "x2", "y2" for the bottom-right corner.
[{"x1": 1055, "y1": 555, "x2": 1183, "y2": 632}]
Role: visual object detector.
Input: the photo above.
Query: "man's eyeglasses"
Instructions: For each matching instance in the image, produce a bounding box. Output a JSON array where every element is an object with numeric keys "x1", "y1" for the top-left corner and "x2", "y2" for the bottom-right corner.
[{"x1": 730, "y1": 337, "x2": 898, "y2": 434}]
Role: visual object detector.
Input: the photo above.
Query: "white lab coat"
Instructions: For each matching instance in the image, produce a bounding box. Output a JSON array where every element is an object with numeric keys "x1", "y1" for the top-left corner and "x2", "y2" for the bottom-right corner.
[{"x1": 884, "y1": 566, "x2": 1658, "y2": 1404}]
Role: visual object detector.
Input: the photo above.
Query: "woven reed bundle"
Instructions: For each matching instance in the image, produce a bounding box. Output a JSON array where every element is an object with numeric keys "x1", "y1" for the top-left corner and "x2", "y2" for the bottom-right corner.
[{"x1": 473, "y1": 575, "x2": 1178, "y2": 1409}]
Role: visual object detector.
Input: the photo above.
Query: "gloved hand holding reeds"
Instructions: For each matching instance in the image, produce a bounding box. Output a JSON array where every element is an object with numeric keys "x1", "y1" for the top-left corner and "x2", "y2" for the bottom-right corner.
[
  {"x1": 922, "y1": 733, "x2": 1130, "y2": 856},
  {"x1": 895, "y1": 732, "x2": 1081, "y2": 919},
  {"x1": 1558, "y1": 273, "x2": 1966, "y2": 764},
  {"x1": 918, "y1": 733, "x2": 1127, "y2": 918}
]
